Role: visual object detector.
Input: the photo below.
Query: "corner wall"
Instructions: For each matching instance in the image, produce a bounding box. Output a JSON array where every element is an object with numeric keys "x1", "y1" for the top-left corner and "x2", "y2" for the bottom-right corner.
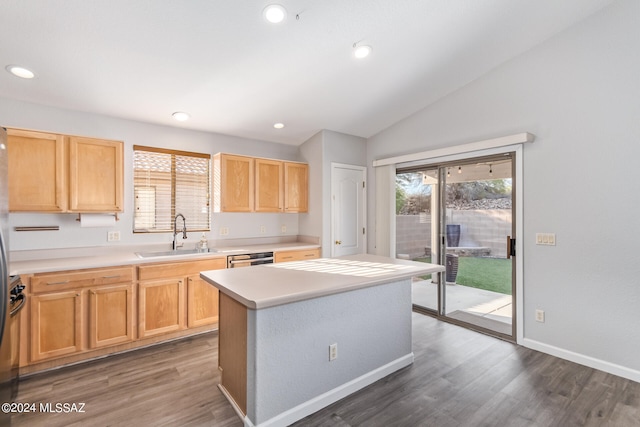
[{"x1": 299, "y1": 130, "x2": 366, "y2": 257}]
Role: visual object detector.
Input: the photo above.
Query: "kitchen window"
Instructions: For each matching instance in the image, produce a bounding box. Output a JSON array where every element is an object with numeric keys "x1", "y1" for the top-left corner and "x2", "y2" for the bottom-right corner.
[{"x1": 133, "y1": 146, "x2": 210, "y2": 233}]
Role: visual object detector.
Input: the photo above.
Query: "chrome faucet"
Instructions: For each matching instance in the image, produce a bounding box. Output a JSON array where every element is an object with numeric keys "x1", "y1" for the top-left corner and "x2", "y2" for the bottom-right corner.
[{"x1": 173, "y1": 213, "x2": 187, "y2": 250}]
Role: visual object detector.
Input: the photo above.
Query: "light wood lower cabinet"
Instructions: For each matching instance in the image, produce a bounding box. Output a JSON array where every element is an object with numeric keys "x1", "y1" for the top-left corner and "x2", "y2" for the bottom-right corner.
[
  {"x1": 30, "y1": 290, "x2": 83, "y2": 362},
  {"x1": 274, "y1": 248, "x2": 321, "y2": 263},
  {"x1": 137, "y1": 257, "x2": 227, "y2": 338},
  {"x1": 138, "y1": 279, "x2": 185, "y2": 338},
  {"x1": 27, "y1": 266, "x2": 135, "y2": 363},
  {"x1": 89, "y1": 284, "x2": 134, "y2": 349},
  {"x1": 187, "y1": 274, "x2": 219, "y2": 328}
]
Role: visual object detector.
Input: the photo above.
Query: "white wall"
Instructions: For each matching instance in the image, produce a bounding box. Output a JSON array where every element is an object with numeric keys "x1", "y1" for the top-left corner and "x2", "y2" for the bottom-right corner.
[
  {"x1": 299, "y1": 130, "x2": 366, "y2": 256},
  {"x1": 247, "y1": 278, "x2": 412, "y2": 425},
  {"x1": 367, "y1": 0, "x2": 640, "y2": 379},
  {"x1": 0, "y1": 98, "x2": 300, "y2": 251},
  {"x1": 298, "y1": 131, "x2": 323, "y2": 250}
]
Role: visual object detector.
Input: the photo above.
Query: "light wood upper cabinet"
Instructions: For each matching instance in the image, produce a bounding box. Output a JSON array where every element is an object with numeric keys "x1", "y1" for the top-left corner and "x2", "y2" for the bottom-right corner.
[
  {"x1": 284, "y1": 162, "x2": 309, "y2": 213},
  {"x1": 69, "y1": 136, "x2": 123, "y2": 212},
  {"x1": 7, "y1": 128, "x2": 124, "y2": 213},
  {"x1": 255, "y1": 158, "x2": 283, "y2": 212},
  {"x1": 7, "y1": 129, "x2": 66, "y2": 212},
  {"x1": 214, "y1": 153, "x2": 308, "y2": 213},
  {"x1": 214, "y1": 153, "x2": 254, "y2": 212}
]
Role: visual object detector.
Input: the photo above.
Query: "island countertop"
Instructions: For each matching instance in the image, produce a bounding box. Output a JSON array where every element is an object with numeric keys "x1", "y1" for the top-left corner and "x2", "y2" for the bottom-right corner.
[{"x1": 200, "y1": 253, "x2": 444, "y2": 309}]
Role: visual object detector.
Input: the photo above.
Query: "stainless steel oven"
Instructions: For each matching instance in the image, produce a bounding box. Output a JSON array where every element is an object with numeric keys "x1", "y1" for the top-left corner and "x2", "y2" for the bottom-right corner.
[
  {"x1": 227, "y1": 252, "x2": 274, "y2": 268},
  {"x1": 8, "y1": 276, "x2": 24, "y2": 395}
]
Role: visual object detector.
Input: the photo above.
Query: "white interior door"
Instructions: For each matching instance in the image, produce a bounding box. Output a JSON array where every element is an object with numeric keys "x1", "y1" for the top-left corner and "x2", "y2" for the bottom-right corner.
[{"x1": 331, "y1": 163, "x2": 366, "y2": 257}]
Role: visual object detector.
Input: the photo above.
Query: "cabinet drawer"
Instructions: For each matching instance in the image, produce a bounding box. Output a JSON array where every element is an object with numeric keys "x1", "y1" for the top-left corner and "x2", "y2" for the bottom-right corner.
[
  {"x1": 137, "y1": 257, "x2": 227, "y2": 281},
  {"x1": 30, "y1": 266, "x2": 134, "y2": 294},
  {"x1": 275, "y1": 248, "x2": 320, "y2": 263}
]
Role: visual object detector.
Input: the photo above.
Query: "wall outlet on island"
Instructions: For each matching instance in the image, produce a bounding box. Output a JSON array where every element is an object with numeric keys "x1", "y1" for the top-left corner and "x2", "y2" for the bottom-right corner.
[
  {"x1": 329, "y1": 343, "x2": 338, "y2": 361},
  {"x1": 535, "y1": 309, "x2": 545, "y2": 323},
  {"x1": 219, "y1": 227, "x2": 229, "y2": 236},
  {"x1": 107, "y1": 231, "x2": 120, "y2": 242},
  {"x1": 260, "y1": 225, "x2": 266, "y2": 234},
  {"x1": 281, "y1": 225, "x2": 287, "y2": 233}
]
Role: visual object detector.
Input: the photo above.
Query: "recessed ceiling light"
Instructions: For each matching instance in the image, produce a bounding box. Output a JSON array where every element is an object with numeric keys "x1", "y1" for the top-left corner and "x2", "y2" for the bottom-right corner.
[
  {"x1": 172, "y1": 112, "x2": 190, "y2": 122},
  {"x1": 353, "y1": 45, "x2": 372, "y2": 59},
  {"x1": 273, "y1": 123, "x2": 285, "y2": 129},
  {"x1": 6, "y1": 65, "x2": 35, "y2": 79},
  {"x1": 263, "y1": 4, "x2": 287, "y2": 24}
]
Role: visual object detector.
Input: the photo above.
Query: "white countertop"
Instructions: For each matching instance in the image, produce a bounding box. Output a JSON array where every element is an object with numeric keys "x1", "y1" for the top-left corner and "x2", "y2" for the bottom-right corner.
[
  {"x1": 9, "y1": 241, "x2": 320, "y2": 275},
  {"x1": 200, "y1": 254, "x2": 444, "y2": 309}
]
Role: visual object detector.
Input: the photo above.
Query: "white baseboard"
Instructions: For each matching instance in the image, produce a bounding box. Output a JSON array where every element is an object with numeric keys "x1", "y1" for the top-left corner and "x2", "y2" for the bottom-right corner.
[
  {"x1": 242, "y1": 353, "x2": 414, "y2": 427},
  {"x1": 522, "y1": 338, "x2": 640, "y2": 383}
]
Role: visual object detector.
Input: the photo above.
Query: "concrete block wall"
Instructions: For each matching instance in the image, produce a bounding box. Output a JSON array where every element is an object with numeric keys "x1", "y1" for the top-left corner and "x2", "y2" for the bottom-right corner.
[
  {"x1": 396, "y1": 209, "x2": 511, "y2": 259},
  {"x1": 395, "y1": 215, "x2": 431, "y2": 259}
]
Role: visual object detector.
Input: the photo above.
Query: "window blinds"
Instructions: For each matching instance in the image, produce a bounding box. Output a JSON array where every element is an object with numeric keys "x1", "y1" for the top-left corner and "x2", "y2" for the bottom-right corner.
[{"x1": 133, "y1": 146, "x2": 210, "y2": 232}]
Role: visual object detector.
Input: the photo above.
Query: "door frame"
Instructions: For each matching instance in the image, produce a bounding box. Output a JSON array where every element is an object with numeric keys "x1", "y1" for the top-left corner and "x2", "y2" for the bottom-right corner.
[
  {"x1": 394, "y1": 144, "x2": 523, "y2": 344},
  {"x1": 330, "y1": 163, "x2": 367, "y2": 257}
]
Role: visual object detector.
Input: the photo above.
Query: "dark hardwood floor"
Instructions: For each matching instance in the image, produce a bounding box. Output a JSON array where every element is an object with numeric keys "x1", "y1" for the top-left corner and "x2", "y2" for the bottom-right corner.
[{"x1": 12, "y1": 313, "x2": 640, "y2": 426}]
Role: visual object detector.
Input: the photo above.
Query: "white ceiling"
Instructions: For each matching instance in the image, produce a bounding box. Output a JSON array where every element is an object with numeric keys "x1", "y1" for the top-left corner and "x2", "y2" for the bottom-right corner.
[{"x1": 0, "y1": 0, "x2": 613, "y2": 145}]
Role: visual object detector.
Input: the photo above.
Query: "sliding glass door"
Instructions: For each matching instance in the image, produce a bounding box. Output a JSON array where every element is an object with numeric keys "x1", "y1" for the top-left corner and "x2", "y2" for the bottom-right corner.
[
  {"x1": 396, "y1": 153, "x2": 515, "y2": 339},
  {"x1": 396, "y1": 167, "x2": 440, "y2": 312}
]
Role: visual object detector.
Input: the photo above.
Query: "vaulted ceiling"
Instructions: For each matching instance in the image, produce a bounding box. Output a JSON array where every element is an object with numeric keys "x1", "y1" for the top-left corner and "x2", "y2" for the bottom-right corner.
[{"x1": 0, "y1": 0, "x2": 613, "y2": 145}]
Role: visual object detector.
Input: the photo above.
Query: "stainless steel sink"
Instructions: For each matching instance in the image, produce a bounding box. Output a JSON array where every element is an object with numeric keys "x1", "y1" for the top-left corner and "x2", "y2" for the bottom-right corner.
[{"x1": 135, "y1": 249, "x2": 210, "y2": 258}]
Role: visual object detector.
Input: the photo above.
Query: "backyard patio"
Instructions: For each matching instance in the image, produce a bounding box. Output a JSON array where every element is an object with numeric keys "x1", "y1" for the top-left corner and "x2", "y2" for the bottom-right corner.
[{"x1": 412, "y1": 277, "x2": 512, "y2": 335}]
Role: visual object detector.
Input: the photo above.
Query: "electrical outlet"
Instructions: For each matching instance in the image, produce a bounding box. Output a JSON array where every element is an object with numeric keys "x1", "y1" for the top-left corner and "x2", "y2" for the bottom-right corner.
[
  {"x1": 107, "y1": 231, "x2": 120, "y2": 242},
  {"x1": 535, "y1": 309, "x2": 545, "y2": 323},
  {"x1": 329, "y1": 343, "x2": 338, "y2": 361},
  {"x1": 219, "y1": 227, "x2": 229, "y2": 236},
  {"x1": 281, "y1": 225, "x2": 287, "y2": 233},
  {"x1": 260, "y1": 225, "x2": 266, "y2": 234}
]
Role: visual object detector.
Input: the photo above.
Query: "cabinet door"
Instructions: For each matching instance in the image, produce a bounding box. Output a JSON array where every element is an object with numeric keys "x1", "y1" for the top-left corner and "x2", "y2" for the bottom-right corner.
[
  {"x1": 89, "y1": 284, "x2": 134, "y2": 349},
  {"x1": 30, "y1": 291, "x2": 82, "y2": 362},
  {"x1": 187, "y1": 275, "x2": 219, "y2": 328},
  {"x1": 7, "y1": 129, "x2": 66, "y2": 212},
  {"x1": 216, "y1": 154, "x2": 254, "y2": 212},
  {"x1": 255, "y1": 158, "x2": 283, "y2": 213},
  {"x1": 138, "y1": 279, "x2": 185, "y2": 338},
  {"x1": 69, "y1": 136, "x2": 124, "y2": 212},
  {"x1": 284, "y1": 162, "x2": 308, "y2": 213}
]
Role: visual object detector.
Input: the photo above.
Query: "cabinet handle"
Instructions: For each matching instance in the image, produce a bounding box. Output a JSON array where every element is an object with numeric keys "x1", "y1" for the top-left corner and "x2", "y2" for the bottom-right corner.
[
  {"x1": 304, "y1": 253, "x2": 315, "y2": 257},
  {"x1": 335, "y1": 240, "x2": 342, "y2": 245},
  {"x1": 47, "y1": 280, "x2": 69, "y2": 285},
  {"x1": 102, "y1": 275, "x2": 121, "y2": 279},
  {"x1": 76, "y1": 293, "x2": 80, "y2": 297}
]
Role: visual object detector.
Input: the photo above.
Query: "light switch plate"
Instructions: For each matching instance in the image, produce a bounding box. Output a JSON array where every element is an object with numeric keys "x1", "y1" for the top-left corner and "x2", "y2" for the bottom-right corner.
[{"x1": 536, "y1": 233, "x2": 556, "y2": 246}]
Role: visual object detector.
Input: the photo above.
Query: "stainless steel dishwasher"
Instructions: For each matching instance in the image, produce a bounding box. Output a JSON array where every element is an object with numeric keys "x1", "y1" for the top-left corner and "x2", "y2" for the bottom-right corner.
[{"x1": 227, "y1": 252, "x2": 274, "y2": 268}]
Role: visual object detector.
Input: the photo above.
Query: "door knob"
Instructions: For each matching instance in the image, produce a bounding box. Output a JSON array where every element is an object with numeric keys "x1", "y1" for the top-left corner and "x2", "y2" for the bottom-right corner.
[{"x1": 335, "y1": 240, "x2": 342, "y2": 245}]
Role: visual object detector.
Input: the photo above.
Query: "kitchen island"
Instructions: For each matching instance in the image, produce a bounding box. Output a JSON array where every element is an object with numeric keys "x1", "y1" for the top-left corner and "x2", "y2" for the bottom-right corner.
[{"x1": 200, "y1": 254, "x2": 444, "y2": 427}]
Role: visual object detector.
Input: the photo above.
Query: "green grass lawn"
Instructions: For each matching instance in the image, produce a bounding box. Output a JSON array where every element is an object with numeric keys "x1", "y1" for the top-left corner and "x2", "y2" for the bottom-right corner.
[{"x1": 413, "y1": 256, "x2": 512, "y2": 295}]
